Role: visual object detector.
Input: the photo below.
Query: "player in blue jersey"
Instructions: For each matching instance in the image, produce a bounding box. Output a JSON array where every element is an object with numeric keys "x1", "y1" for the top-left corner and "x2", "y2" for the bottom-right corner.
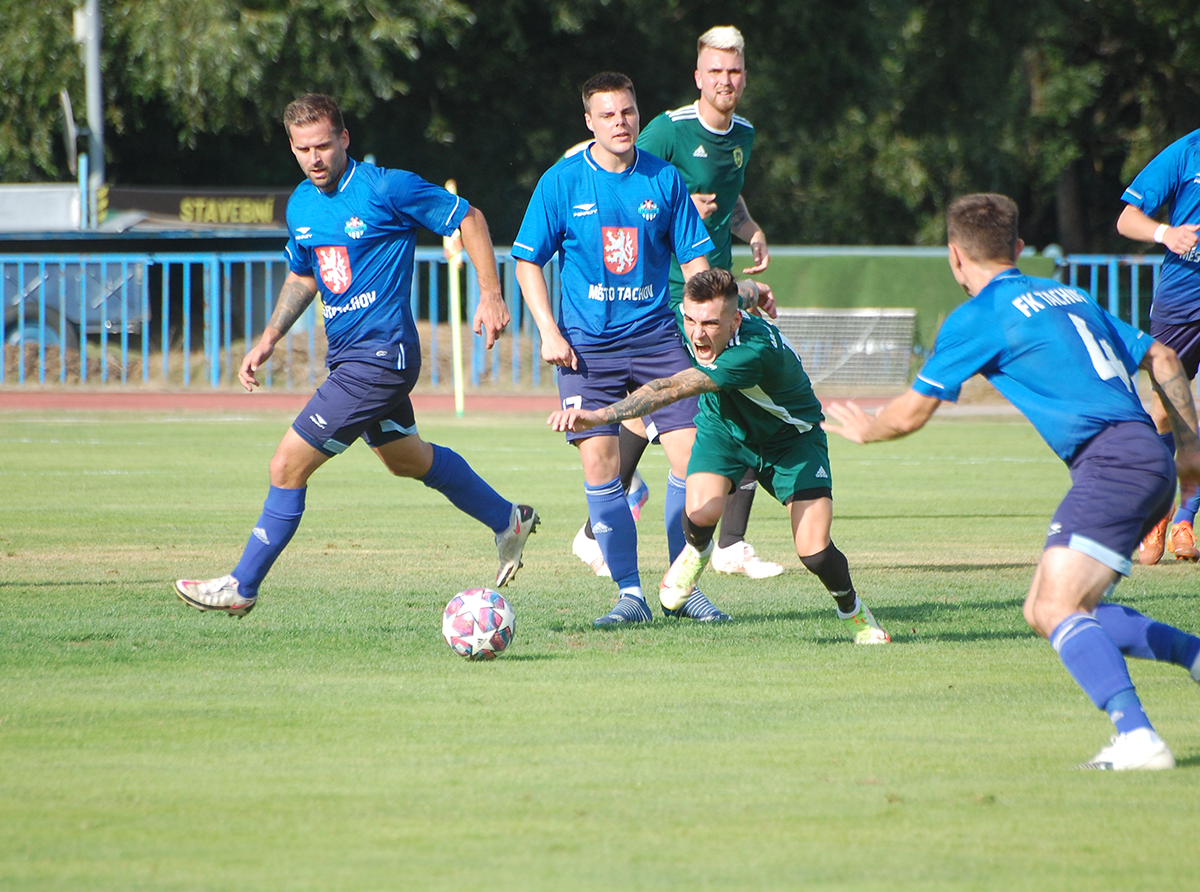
[
  {"x1": 514, "y1": 72, "x2": 721, "y2": 625},
  {"x1": 571, "y1": 26, "x2": 786, "y2": 584},
  {"x1": 826, "y1": 193, "x2": 1200, "y2": 769},
  {"x1": 1118, "y1": 130, "x2": 1200, "y2": 563},
  {"x1": 175, "y1": 94, "x2": 536, "y2": 617}
]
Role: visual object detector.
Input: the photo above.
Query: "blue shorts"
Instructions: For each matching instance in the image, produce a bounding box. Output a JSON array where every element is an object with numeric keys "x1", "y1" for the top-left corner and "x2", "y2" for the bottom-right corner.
[
  {"x1": 1149, "y1": 318, "x2": 1200, "y2": 380},
  {"x1": 291, "y1": 361, "x2": 421, "y2": 456},
  {"x1": 1045, "y1": 421, "x2": 1175, "y2": 575},
  {"x1": 557, "y1": 340, "x2": 698, "y2": 443}
]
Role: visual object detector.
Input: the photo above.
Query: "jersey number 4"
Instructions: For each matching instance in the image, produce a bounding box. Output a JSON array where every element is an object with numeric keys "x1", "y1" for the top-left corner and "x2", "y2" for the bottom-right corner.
[{"x1": 1068, "y1": 313, "x2": 1133, "y2": 393}]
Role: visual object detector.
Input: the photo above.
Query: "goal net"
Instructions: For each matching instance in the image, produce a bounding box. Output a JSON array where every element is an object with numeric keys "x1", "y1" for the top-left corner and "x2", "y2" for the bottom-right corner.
[{"x1": 769, "y1": 308, "x2": 916, "y2": 389}]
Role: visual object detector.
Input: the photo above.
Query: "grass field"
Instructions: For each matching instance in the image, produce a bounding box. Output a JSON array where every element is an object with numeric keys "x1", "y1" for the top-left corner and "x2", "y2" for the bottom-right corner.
[{"x1": 2, "y1": 408, "x2": 1199, "y2": 890}]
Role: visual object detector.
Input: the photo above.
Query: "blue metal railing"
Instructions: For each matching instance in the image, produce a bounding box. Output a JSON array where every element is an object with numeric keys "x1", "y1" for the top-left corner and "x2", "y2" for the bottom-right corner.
[
  {"x1": 1057, "y1": 254, "x2": 1164, "y2": 331},
  {"x1": 2, "y1": 247, "x2": 1164, "y2": 389},
  {"x1": 0, "y1": 248, "x2": 559, "y2": 389}
]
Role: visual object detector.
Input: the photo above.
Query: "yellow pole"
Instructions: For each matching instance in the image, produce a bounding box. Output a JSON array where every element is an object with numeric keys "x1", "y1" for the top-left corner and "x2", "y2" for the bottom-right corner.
[{"x1": 443, "y1": 179, "x2": 465, "y2": 417}]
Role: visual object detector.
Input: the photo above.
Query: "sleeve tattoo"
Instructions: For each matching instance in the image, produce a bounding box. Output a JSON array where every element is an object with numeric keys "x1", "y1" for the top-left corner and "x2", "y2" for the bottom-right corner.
[
  {"x1": 596, "y1": 368, "x2": 720, "y2": 424},
  {"x1": 1151, "y1": 368, "x2": 1200, "y2": 451},
  {"x1": 267, "y1": 279, "x2": 318, "y2": 335}
]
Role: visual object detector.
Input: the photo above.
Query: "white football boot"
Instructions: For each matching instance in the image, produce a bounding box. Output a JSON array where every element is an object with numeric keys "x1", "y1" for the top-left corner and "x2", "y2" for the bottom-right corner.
[
  {"x1": 1078, "y1": 728, "x2": 1175, "y2": 771},
  {"x1": 175, "y1": 575, "x2": 256, "y2": 617},
  {"x1": 572, "y1": 523, "x2": 611, "y2": 577},
  {"x1": 495, "y1": 504, "x2": 538, "y2": 587},
  {"x1": 711, "y1": 541, "x2": 784, "y2": 578}
]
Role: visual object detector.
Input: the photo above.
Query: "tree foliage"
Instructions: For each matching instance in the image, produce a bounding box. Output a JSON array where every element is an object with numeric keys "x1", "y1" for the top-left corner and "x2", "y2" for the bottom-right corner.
[{"x1": 3, "y1": 0, "x2": 1199, "y2": 250}]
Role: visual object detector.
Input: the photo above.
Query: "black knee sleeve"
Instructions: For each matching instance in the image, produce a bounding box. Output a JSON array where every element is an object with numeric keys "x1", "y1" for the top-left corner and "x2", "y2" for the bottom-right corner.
[
  {"x1": 718, "y1": 468, "x2": 758, "y2": 547},
  {"x1": 798, "y1": 542, "x2": 854, "y2": 595},
  {"x1": 683, "y1": 513, "x2": 717, "y2": 551},
  {"x1": 617, "y1": 425, "x2": 650, "y2": 491}
]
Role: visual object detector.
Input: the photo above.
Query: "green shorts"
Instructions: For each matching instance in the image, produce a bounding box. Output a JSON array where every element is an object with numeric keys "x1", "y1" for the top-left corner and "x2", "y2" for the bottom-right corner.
[{"x1": 688, "y1": 416, "x2": 833, "y2": 504}]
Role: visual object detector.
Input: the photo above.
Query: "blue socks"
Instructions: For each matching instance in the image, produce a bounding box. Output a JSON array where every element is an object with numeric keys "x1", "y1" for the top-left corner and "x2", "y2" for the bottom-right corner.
[
  {"x1": 586, "y1": 476, "x2": 641, "y2": 592},
  {"x1": 422, "y1": 444, "x2": 512, "y2": 532},
  {"x1": 1094, "y1": 603, "x2": 1200, "y2": 670},
  {"x1": 665, "y1": 472, "x2": 687, "y2": 563},
  {"x1": 1051, "y1": 612, "x2": 1153, "y2": 735},
  {"x1": 232, "y1": 485, "x2": 306, "y2": 597}
]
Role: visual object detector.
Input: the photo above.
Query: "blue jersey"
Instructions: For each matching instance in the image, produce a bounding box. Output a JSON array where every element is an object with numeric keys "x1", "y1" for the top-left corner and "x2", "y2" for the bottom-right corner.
[
  {"x1": 512, "y1": 147, "x2": 713, "y2": 352},
  {"x1": 913, "y1": 269, "x2": 1154, "y2": 462},
  {"x1": 1121, "y1": 129, "x2": 1200, "y2": 325},
  {"x1": 284, "y1": 158, "x2": 468, "y2": 369}
]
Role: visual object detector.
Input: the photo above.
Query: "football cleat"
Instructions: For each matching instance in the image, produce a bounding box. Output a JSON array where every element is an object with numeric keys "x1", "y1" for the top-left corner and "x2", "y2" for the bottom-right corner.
[
  {"x1": 711, "y1": 541, "x2": 784, "y2": 579},
  {"x1": 626, "y1": 470, "x2": 650, "y2": 522},
  {"x1": 1170, "y1": 520, "x2": 1199, "y2": 561},
  {"x1": 841, "y1": 601, "x2": 890, "y2": 644},
  {"x1": 175, "y1": 575, "x2": 256, "y2": 618},
  {"x1": 572, "y1": 523, "x2": 611, "y2": 577},
  {"x1": 660, "y1": 541, "x2": 714, "y2": 611},
  {"x1": 495, "y1": 504, "x2": 539, "y2": 587},
  {"x1": 594, "y1": 595, "x2": 654, "y2": 626},
  {"x1": 662, "y1": 587, "x2": 732, "y2": 622},
  {"x1": 1138, "y1": 506, "x2": 1171, "y2": 565},
  {"x1": 1077, "y1": 728, "x2": 1175, "y2": 771}
]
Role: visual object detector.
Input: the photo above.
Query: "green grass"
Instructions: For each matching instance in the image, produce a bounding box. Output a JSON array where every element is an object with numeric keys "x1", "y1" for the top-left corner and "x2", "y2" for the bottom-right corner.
[{"x1": 2, "y1": 409, "x2": 1199, "y2": 890}]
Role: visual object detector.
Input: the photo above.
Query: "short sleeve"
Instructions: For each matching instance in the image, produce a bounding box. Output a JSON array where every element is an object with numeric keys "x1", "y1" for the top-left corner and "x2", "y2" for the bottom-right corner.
[
  {"x1": 1122, "y1": 140, "x2": 1183, "y2": 217},
  {"x1": 380, "y1": 170, "x2": 469, "y2": 237},
  {"x1": 913, "y1": 304, "x2": 1002, "y2": 403},
  {"x1": 511, "y1": 173, "x2": 563, "y2": 266},
  {"x1": 666, "y1": 166, "x2": 714, "y2": 265}
]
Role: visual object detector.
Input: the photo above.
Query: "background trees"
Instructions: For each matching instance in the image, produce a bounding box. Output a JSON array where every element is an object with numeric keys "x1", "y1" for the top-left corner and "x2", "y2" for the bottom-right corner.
[{"x1": 3, "y1": 0, "x2": 1199, "y2": 250}]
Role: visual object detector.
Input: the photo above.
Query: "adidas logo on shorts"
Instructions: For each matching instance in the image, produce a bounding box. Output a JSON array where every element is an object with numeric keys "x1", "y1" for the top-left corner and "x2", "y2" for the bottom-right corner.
[{"x1": 815, "y1": 467, "x2": 828, "y2": 479}]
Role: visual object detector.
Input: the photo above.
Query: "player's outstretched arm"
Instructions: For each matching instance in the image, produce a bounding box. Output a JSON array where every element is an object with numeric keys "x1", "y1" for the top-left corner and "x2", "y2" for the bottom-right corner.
[
  {"x1": 823, "y1": 389, "x2": 941, "y2": 444},
  {"x1": 1141, "y1": 341, "x2": 1200, "y2": 486},
  {"x1": 732, "y1": 195, "x2": 769, "y2": 274},
  {"x1": 459, "y1": 206, "x2": 509, "y2": 348},
  {"x1": 1117, "y1": 204, "x2": 1200, "y2": 256},
  {"x1": 547, "y1": 368, "x2": 719, "y2": 433},
  {"x1": 240, "y1": 273, "x2": 318, "y2": 391},
  {"x1": 515, "y1": 259, "x2": 577, "y2": 370}
]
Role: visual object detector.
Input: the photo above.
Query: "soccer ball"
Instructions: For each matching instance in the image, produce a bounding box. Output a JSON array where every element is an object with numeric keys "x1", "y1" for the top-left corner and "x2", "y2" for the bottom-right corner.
[{"x1": 442, "y1": 588, "x2": 516, "y2": 660}]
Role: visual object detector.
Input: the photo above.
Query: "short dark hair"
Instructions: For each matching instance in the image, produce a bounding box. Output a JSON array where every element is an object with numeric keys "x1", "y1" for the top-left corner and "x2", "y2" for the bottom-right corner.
[
  {"x1": 946, "y1": 193, "x2": 1020, "y2": 263},
  {"x1": 284, "y1": 94, "x2": 345, "y2": 136},
  {"x1": 683, "y1": 268, "x2": 739, "y2": 304},
  {"x1": 582, "y1": 72, "x2": 636, "y2": 113}
]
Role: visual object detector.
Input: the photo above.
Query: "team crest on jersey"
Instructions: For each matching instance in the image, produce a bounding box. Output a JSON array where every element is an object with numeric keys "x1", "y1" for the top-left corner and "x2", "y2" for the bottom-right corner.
[
  {"x1": 344, "y1": 216, "x2": 366, "y2": 239},
  {"x1": 314, "y1": 246, "x2": 353, "y2": 294},
  {"x1": 638, "y1": 199, "x2": 659, "y2": 221},
  {"x1": 602, "y1": 227, "x2": 638, "y2": 274},
  {"x1": 732, "y1": 147, "x2": 744, "y2": 169}
]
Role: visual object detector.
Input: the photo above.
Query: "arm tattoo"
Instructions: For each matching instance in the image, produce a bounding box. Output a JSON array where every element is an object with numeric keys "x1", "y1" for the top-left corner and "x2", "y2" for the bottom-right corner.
[
  {"x1": 596, "y1": 369, "x2": 719, "y2": 424},
  {"x1": 1151, "y1": 368, "x2": 1200, "y2": 451},
  {"x1": 267, "y1": 279, "x2": 318, "y2": 335},
  {"x1": 730, "y1": 199, "x2": 749, "y2": 232}
]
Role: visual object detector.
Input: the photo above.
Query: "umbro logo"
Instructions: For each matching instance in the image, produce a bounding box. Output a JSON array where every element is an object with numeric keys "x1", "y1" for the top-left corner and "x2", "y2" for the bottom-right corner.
[
  {"x1": 573, "y1": 203, "x2": 598, "y2": 217},
  {"x1": 253, "y1": 527, "x2": 270, "y2": 546},
  {"x1": 1048, "y1": 522, "x2": 1062, "y2": 535},
  {"x1": 310, "y1": 413, "x2": 328, "y2": 429},
  {"x1": 814, "y1": 467, "x2": 829, "y2": 479},
  {"x1": 692, "y1": 145, "x2": 708, "y2": 158},
  {"x1": 592, "y1": 521, "x2": 613, "y2": 534}
]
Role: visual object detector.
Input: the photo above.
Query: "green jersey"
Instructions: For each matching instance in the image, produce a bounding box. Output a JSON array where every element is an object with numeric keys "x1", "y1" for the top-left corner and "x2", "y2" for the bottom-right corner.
[
  {"x1": 693, "y1": 313, "x2": 824, "y2": 448},
  {"x1": 636, "y1": 103, "x2": 755, "y2": 304}
]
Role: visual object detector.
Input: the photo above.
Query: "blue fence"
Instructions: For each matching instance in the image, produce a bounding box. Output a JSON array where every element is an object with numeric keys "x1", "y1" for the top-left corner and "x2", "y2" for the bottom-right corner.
[
  {"x1": 0, "y1": 248, "x2": 560, "y2": 389},
  {"x1": 0, "y1": 247, "x2": 1164, "y2": 389},
  {"x1": 1056, "y1": 254, "x2": 1163, "y2": 332}
]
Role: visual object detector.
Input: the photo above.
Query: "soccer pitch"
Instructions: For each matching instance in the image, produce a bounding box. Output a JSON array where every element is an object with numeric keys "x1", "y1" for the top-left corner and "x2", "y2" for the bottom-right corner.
[{"x1": 2, "y1": 408, "x2": 1199, "y2": 890}]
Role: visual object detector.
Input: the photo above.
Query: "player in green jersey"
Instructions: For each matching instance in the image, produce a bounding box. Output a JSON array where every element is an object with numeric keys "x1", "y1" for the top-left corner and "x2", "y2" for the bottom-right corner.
[
  {"x1": 571, "y1": 25, "x2": 785, "y2": 583},
  {"x1": 549, "y1": 268, "x2": 889, "y2": 643}
]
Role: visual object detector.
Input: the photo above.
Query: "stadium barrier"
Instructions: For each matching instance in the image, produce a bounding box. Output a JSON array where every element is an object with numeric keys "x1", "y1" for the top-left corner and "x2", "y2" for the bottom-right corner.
[{"x1": 0, "y1": 248, "x2": 1162, "y2": 391}]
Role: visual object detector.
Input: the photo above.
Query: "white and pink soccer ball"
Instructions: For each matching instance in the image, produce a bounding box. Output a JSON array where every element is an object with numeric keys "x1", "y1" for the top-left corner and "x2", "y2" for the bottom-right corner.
[{"x1": 442, "y1": 588, "x2": 515, "y2": 660}]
